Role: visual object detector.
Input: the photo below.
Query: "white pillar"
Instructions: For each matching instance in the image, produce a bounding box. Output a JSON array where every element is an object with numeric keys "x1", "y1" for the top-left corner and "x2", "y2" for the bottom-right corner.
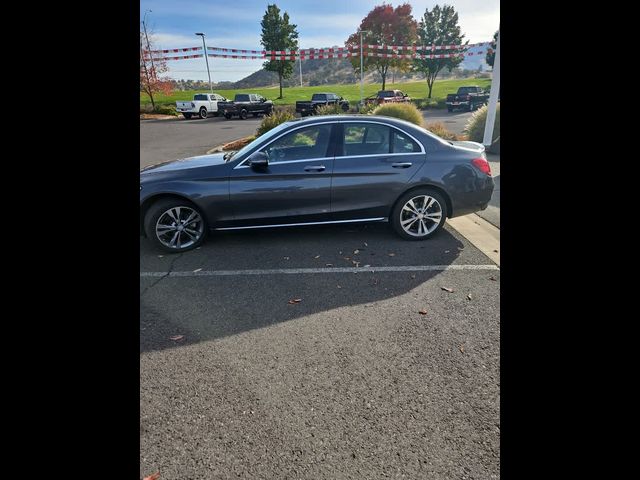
[{"x1": 483, "y1": 29, "x2": 500, "y2": 147}]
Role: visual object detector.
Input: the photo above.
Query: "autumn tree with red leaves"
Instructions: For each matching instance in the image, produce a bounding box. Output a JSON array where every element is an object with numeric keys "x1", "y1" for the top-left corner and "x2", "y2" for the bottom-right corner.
[
  {"x1": 140, "y1": 30, "x2": 172, "y2": 110},
  {"x1": 345, "y1": 3, "x2": 418, "y2": 90}
]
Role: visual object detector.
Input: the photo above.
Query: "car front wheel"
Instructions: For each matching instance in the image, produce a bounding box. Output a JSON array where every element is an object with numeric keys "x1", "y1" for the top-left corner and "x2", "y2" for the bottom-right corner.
[
  {"x1": 144, "y1": 199, "x2": 207, "y2": 253},
  {"x1": 391, "y1": 189, "x2": 447, "y2": 240}
]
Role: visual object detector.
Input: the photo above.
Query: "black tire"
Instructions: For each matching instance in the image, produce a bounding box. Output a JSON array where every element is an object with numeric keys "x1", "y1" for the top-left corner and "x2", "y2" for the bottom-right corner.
[
  {"x1": 199, "y1": 107, "x2": 208, "y2": 119},
  {"x1": 468, "y1": 102, "x2": 474, "y2": 112},
  {"x1": 265, "y1": 107, "x2": 273, "y2": 116},
  {"x1": 239, "y1": 109, "x2": 248, "y2": 120},
  {"x1": 183, "y1": 113, "x2": 192, "y2": 119},
  {"x1": 341, "y1": 103, "x2": 349, "y2": 112},
  {"x1": 390, "y1": 188, "x2": 448, "y2": 241},
  {"x1": 144, "y1": 198, "x2": 207, "y2": 253},
  {"x1": 447, "y1": 106, "x2": 453, "y2": 113},
  {"x1": 213, "y1": 111, "x2": 221, "y2": 117},
  {"x1": 224, "y1": 113, "x2": 232, "y2": 120}
]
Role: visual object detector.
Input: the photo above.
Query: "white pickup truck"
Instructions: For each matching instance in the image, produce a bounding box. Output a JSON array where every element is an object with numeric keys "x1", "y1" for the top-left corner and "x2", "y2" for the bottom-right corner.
[{"x1": 176, "y1": 93, "x2": 229, "y2": 119}]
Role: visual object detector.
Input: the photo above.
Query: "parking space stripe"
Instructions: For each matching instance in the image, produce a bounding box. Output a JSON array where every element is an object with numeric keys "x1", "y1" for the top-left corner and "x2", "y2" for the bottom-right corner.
[{"x1": 140, "y1": 264, "x2": 499, "y2": 277}]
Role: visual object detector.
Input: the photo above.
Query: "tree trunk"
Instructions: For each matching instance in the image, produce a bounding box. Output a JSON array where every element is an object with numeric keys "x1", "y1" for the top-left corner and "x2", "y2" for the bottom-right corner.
[
  {"x1": 427, "y1": 80, "x2": 433, "y2": 99},
  {"x1": 278, "y1": 71, "x2": 283, "y2": 99},
  {"x1": 149, "y1": 92, "x2": 155, "y2": 110},
  {"x1": 381, "y1": 72, "x2": 386, "y2": 90}
]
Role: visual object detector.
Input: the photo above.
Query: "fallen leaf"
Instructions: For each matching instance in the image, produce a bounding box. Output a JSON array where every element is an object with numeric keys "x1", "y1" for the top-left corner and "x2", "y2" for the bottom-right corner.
[
  {"x1": 467, "y1": 294, "x2": 472, "y2": 300},
  {"x1": 353, "y1": 249, "x2": 360, "y2": 254},
  {"x1": 283, "y1": 256, "x2": 290, "y2": 260},
  {"x1": 314, "y1": 255, "x2": 320, "y2": 259},
  {"x1": 364, "y1": 264, "x2": 371, "y2": 268},
  {"x1": 337, "y1": 285, "x2": 342, "y2": 289},
  {"x1": 143, "y1": 473, "x2": 161, "y2": 480},
  {"x1": 169, "y1": 335, "x2": 184, "y2": 341},
  {"x1": 364, "y1": 242, "x2": 368, "y2": 247},
  {"x1": 459, "y1": 345, "x2": 465, "y2": 353},
  {"x1": 288, "y1": 298, "x2": 302, "y2": 304},
  {"x1": 411, "y1": 275, "x2": 416, "y2": 279},
  {"x1": 193, "y1": 268, "x2": 202, "y2": 273},
  {"x1": 444, "y1": 250, "x2": 450, "y2": 253},
  {"x1": 325, "y1": 263, "x2": 333, "y2": 267},
  {"x1": 158, "y1": 255, "x2": 164, "y2": 258},
  {"x1": 339, "y1": 251, "x2": 343, "y2": 254},
  {"x1": 388, "y1": 253, "x2": 396, "y2": 257},
  {"x1": 489, "y1": 276, "x2": 497, "y2": 281},
  {"x1": 343, "y1": 257, "x2": 351, "y2": 261},
  {"x1": 493, "y1": 249, "x2": 498, "y2": 253},
  {"x1": 441, "y1": 287, "x2": 454, "y2": 293},
  {"x1": 418, "y1": 309, "x2": 428, "y2": 315}
]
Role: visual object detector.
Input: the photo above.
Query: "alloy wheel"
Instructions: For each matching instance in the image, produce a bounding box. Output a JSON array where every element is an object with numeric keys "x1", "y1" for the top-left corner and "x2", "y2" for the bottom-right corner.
[
  {"x1": 155, "y1": 206, "x2": 204, "y2": 250},
  {"x1": 399, "y1": 195, "x2": 443, "y2": 237}
]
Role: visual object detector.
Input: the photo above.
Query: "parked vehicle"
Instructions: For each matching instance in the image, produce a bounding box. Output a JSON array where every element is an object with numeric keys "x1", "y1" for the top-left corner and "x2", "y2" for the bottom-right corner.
[
  {"x1": 445, "y1": 86, "x2": 489, "y2": 112},
  {"x1": 141, "y1": 115, "x2": 494, "y2": 252},
  {"x1": 365, "y1": 90, "x2": 411, "y2": 105},
  {"x1": 176, "y1": 93, "x2": 229, "y2": 119},
  {"x1": 218, "y1": 94, "x2": 274, "y2": 120},
  {"x1": 295, "y1": 93, "x2": 350, "y2": 116}
]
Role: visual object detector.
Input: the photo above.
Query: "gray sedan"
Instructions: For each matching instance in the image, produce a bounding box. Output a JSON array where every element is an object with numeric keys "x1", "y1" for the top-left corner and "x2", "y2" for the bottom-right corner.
[{"x1": 140, "y1": 115, "x2": 494, "y2": 253}]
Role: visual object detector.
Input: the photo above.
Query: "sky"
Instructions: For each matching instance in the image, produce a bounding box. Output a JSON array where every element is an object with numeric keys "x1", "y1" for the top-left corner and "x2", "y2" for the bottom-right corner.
[{"x1": 140, "y1": 0, "x2": 500, "y2": 82}]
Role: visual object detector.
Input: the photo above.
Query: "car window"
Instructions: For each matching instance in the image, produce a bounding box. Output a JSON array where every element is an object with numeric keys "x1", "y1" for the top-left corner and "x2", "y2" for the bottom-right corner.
[
  {"x1": 261, "y1": 124, "x2": 332, "y2": 162},
  {"x1": 391, "y1": 129, "x2": 420, "y2": 153},
  {"x1": 342, "y1": 123, "x2": 390, "y2": 156},
  {"x1": 194, "y1": 94, "x2": 208, "y2": 101}
]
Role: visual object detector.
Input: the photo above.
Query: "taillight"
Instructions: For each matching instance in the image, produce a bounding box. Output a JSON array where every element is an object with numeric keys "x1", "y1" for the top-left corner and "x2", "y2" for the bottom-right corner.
[{"x1": 472, "y1": 157, "x2": 491, "y2": 175}]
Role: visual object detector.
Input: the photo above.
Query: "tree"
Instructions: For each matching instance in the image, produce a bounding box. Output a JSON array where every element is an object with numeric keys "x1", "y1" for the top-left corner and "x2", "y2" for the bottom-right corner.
[
  {"x1": 413, "y1": 4, "x2": 467, "y2": 98},
  {"x1": 260, "y1": 4, "x2": 299, "y2": 99},
  {"x1": 345, "y1": 4, "x2": 418, "y2": 91},
  {"x1": 140, "y1": 30, "x2": 172, "y2": 109},
  {"x1": 486, "y1": 30, "x2": 498, "y2": 68}
]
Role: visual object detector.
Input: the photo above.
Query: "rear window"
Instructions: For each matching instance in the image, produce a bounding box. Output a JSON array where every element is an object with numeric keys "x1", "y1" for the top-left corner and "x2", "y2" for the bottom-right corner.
[
  {"x1": 457, "y1": 87, "x2": 477, "y2": 94},
  {"x1": 312, "y1": 94, "x2": 327, "y2": 101},
  {"x1": 193, "y1": 94, "x2": 209, "y2": 101},
  {"x1": 378, "y1": 91, "x2": 395, "y2": 98},
  {"x1": 235, "y1": 94, "x2": 250, "y2": 101}
]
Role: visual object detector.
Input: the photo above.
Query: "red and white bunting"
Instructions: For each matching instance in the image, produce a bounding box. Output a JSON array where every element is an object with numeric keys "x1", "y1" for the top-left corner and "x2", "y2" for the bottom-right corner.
[
  {"x1": 150, "y1": 54, "x2": 203, "y2": 61},
  {"x1": 147, "y1": 46, "x2": 202, "y2": 54},
  {"x1": 365, "y1": 41, "x2": 490, "y2": 51}
]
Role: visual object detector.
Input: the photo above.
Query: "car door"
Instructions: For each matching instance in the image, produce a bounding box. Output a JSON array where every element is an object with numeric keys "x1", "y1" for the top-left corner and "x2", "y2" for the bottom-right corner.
[
  {"x1": 227, "y1": 123, "x2": 336, "y2": 227},
  {"x1": 330, "y1": 121, "x2": 425, "y2": 221}
]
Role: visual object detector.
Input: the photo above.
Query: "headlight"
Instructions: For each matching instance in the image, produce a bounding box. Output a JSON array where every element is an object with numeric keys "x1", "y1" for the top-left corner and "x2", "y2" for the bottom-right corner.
[{"x1": 140, "y1": 185, "x2": 143, "y2": 191}]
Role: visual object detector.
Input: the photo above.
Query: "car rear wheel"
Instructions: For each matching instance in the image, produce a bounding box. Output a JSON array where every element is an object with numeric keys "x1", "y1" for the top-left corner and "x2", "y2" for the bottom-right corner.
[
  {"x1": 183, "y1": 113, "x2": 192, "y2": 119},
  {"x1": 199, "y1": 107, "x2": 208, "y2": 119},
  {"x1": 144, "y1": 199, "x2": 207, "y2": 253},
  {"x1": 239, "y1": 109, "x2": 248, "y2": 120},
  {"x1": 391, "y1": 189, "x2": 447, "y2": 241}
]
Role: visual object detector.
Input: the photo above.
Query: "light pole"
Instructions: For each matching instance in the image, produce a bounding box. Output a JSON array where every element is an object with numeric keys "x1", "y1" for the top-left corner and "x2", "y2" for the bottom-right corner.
[
  {"x1": 483, "y1": 28, "x2": 500, "y2": 148},
  {"x1": 195, "y1": 32, "x2": 212, "y2": 92},
  {"x1": 359, "y1": 30, "x2": 371, "y2": 109},
  {"x1": 142, "y1": 10, "x2": 155, "y2": 73}
]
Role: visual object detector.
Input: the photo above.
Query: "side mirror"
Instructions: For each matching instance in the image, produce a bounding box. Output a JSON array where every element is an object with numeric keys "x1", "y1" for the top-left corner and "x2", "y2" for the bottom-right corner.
[{"x1": 248, "y1": 151, "x2": 269, "y2": 168}]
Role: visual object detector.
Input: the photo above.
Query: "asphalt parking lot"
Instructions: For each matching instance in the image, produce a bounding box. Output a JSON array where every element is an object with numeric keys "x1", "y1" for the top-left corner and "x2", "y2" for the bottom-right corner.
[{"x1": 140, "y1": 108, "x2": 499, "y2": 479}]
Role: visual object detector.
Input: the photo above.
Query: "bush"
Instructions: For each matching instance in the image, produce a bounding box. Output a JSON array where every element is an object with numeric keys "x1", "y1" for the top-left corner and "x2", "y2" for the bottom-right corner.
[
  {"x1": 314, "y1": 103, "x2": 346, "y2": 116},
  {"x1": 358, "y1": 102, "x2": 377, "y2": 115},
  {"x1": 372, "y1": 102, "x2": 425, "y2": 127},
  {"x1": 256, "y1": 109, "x2": 295, "y2": 137},
  {"x1": 464, "y1": 103, "x2": 500, "y2": 143},
  {"x1": 424, "y1": 122, "x2": 458, "y2": 140},
  {"x1": 274, "y1": 105, "x2": 295, "y2": 115},
  {"x1": 154, "y1": 104, "x2": 178, "y2": 116}
]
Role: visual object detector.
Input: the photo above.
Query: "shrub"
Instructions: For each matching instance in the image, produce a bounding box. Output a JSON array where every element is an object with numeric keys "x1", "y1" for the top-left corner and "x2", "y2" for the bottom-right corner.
[
  {"x1": 424, "y1": 122, "x2": 458, "y2": 140},
  {"x1": 314, "y1": 103, "x2": 346, "y2": 116},
  {"x1": 372, "y1": 102, "x2": 425, "y2": 127},
  {"x1": 358, "y1": 102, "x2": 377, "y2": 115},
  {"x1": 255, "y1": 109, "x2": 295, "y2": 137},
  {"x1": 464, "y1": 103, "x2": 500, "y2": 143},
  {"x1": 274, "y1": 105, "x2": 296, "y2": 115},
  {"x1": 153, "y1": 104, "x2": 178, "y2": 116}
]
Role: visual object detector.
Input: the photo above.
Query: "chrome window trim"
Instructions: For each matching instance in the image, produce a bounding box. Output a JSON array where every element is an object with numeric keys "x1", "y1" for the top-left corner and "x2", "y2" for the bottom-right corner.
[
  {"x1": 235, "y1": 156, "x2": 334, "y2": 168},
  {"x1": 214, "y1": 217, "x2": 386, "y2": 231},
  {"x1": 233, "y1": 118, "x2": 426, "y2": 170}
]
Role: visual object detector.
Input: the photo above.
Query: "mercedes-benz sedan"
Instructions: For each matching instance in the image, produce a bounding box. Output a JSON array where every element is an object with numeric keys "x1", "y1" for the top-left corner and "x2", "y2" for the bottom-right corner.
[{"x1": 140, "y1": 115, "x2": 494, "y2": 253}]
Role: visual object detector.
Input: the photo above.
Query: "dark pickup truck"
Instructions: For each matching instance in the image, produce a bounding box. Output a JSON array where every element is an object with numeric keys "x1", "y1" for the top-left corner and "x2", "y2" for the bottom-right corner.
[
  {"x1": 446, "y1": 86, "x2": 489, "y2": 112},
  {"x1": 219, "y1": 93, "x2": 274, "y2": 120},
  {"x1": 364, "y1": 89, "x2": 411, "y2": 105},
  {"x1": 295, "y1": 93, "x2": 350, "y2": 116}
]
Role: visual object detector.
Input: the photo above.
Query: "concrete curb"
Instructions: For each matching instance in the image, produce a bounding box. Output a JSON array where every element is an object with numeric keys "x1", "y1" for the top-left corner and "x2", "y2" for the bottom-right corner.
[{"x1": 447, "y1": 214, "x2": 500, "y2": 266}]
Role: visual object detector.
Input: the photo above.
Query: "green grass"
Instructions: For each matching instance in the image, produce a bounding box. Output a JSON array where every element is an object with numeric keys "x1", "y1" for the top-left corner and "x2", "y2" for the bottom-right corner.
[{"x1": 140, "y1": 78, "x2": 491, "y2": 107}]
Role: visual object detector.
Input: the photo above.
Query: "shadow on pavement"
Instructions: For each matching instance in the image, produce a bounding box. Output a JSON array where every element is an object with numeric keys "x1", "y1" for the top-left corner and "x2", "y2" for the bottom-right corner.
[{"x1": 140, "y1": 223, "x2": 467, "y2": 354}]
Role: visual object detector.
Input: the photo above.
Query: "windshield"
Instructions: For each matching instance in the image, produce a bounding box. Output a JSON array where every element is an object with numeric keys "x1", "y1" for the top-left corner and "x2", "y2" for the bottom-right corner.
[
  {"x1": 193, "y1": 94, "x2": 209, "y2": 100},
  {"x1": 457, "y1": 87, "x2": 477, "y2": 94},
  {"x1": 378, "y1": 91, "x2": 395, "y2": 98},
  {"x1": 226, "y1": 121, "x2": 294, "y2": 162},
  {"x1": 234, "y1": 94, "x2": 250, "y2": 101}
]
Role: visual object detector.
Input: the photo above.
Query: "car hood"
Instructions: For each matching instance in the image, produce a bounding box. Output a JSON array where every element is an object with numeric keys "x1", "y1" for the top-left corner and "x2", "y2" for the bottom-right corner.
[{"x1": 141, "y1": 152, "x2": 228, "y2": 174}]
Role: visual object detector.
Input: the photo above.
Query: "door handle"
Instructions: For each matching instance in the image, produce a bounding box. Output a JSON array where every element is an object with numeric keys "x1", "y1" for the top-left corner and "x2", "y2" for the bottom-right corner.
[
  {"x1": 392, "y1": 162, "x2": 413, "y2": 168},
  {"x1": 304, "y1": 165, "x2": 326, "y2": 172}
]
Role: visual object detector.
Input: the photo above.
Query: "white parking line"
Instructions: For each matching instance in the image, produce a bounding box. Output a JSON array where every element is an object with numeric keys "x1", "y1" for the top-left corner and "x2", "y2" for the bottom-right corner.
[{"x1": 140, "y1": 264, "x2": 499, "y2": 277}]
